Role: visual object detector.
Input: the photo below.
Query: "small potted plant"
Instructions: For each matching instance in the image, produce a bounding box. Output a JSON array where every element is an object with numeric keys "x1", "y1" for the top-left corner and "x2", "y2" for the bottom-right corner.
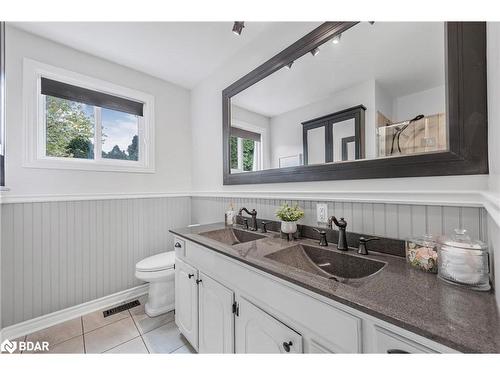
[{"x1": 276, "y1": 203, "x2": 305, "y2": 234}]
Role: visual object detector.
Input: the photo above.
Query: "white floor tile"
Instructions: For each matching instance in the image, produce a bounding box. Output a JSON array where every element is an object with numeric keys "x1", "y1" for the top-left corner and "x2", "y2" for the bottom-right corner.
[
  {"x1": 142, "y1": 321, "x2": 188, "y2": 354},
  {"x1": 84, "y1": 317, "x2": 140, "y2": 353},
  {"x1": 104, "y1": 337, "x2": 149, "y2": 354},
  {"x1": 129, "y1": 298, "x2": 174, "y2": 334},
  {"x1": 172, "y1": 343, "x2": 197, "y2": 354},
  {"x1": 43, "y1": 336, "x2": 84, "y2": 354},
  {"x1": 26, "y1": 318, "x2": 82, "y2": 347},
  {"x1": 82, "y1": 307, "x2": 130, "y2": 333}
]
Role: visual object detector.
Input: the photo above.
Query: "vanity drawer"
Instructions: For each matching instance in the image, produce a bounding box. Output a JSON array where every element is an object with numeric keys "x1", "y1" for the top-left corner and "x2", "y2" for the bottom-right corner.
[
  {"x1": 173, "y1": 237, "x2": 186, "y2": 258},
  {"x1": 374, "y1": 326, "x2": 437, "y2": 354}
]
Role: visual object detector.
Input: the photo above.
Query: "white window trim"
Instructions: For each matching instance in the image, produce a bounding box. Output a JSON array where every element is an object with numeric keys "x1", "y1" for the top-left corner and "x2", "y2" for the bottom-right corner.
[{"x1": 23, "y1": 58, "x2": 155, "y2": 173}]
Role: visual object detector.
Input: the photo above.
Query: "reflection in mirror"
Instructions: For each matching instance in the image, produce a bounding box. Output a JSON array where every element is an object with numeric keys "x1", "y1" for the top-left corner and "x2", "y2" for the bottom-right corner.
[{"x1": 229, "y1": 22, "x2": 447, "y2": 174}]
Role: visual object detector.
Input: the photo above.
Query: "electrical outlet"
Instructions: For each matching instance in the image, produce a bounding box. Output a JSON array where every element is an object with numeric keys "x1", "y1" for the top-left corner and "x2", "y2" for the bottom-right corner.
[{"x1": 316, "y1": 203, "x2": 328, "y2": 224}]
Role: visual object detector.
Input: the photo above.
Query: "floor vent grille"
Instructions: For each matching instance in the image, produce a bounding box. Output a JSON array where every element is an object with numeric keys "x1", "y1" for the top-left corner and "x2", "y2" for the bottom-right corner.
[{"x1": 103, "y1": 299, "x2": 140, "y2": 317}]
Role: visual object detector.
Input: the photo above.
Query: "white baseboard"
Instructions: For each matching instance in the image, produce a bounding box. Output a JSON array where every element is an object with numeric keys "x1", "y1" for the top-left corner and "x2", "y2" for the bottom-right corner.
[{"x1": 0, "y1": 284, "x2": 149, "y2": 341}]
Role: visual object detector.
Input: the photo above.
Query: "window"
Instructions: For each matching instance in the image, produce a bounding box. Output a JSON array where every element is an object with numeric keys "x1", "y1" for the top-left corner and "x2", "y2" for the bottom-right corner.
[
  {"x1": 23, "y1": 59, "x2": 155, "y2": 172},
  {"x1": 229, "y1": 126, "x2": 262, "y2": 173}
]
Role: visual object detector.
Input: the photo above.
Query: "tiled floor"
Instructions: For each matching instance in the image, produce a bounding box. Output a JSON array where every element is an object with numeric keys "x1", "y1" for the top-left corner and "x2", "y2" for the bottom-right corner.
[{"x1": 11, "y1": 295, "x2": 196, "y2": 354}]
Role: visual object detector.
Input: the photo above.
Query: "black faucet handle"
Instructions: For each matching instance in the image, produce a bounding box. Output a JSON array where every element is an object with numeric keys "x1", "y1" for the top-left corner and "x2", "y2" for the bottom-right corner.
[
  {"x1": 260, "y1": 221, "x2": 268, "y2": 233},
  {"x1": 358, "y1": 237, "x2": 379, "y2": 255},
  {"x1": 313, "y1": 228, "x2": 326, "y2": 235},
  {"x1": 313, "y1": 228, "x2": 328, "y2": 246},
  {"x1": 359, "y1": 236, "x2": 379, "y2": 243},
  {"x1": 331, "y1": 216, "x2": 347, "y2": 229}
]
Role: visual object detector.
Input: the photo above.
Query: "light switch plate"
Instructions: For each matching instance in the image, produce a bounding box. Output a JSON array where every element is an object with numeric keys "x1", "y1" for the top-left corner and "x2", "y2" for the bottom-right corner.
[{"x1": 316, "y1": 203, "x2": 328, "y2": 224}]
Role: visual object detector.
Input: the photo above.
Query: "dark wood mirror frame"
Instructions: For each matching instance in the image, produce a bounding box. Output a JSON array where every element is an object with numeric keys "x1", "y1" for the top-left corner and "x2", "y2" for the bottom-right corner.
[{"x1": 222, "y1": 22, "x2": 488, "y2": 185}]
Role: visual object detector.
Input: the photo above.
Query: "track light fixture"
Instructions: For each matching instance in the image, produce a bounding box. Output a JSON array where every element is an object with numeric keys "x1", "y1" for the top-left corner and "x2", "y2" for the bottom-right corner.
[
  {"x1": 232, "y1": 22, "x2": 245, "y2": 35},
  {"x1": 286, "y1": 61, "x2": 294, "y2": 69},
  {"x1": 332, "y1": 34, "x2": 342, "y2": 44},
  {"x1": 310, "y1": 47, "x2": 320, "y2": 56}
]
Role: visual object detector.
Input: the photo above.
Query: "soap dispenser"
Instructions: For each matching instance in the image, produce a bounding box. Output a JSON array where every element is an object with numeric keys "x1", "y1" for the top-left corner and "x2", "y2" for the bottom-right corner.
[{"x1": 225, "y1": 203, "x2": 235, "y2": 226}]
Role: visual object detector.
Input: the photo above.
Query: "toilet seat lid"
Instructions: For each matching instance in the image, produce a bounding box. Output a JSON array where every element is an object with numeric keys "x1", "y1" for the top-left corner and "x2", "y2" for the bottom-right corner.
[{"x1": 136, "y1": 252, "x2": 175, "y2": 272}]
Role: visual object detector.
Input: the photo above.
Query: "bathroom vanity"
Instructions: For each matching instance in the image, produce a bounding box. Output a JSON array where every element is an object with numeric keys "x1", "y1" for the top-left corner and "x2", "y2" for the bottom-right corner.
[{"x1": 170, "y1": 224, "x2": 500, "y2": 353}]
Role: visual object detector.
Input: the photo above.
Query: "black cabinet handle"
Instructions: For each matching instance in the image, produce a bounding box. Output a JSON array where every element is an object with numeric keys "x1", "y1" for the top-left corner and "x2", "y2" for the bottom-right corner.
[
  {"x1": 174, "y1": 242, "x2": 182, "y2": 248},
  {"x1": 188, "y1": 273, "x2": 194, "y2": 279},
  {"x1": 196, "y1": 279, "x2": 203, "y2": 285},
  {"x1": 282, "y1": 341, "x2": 293, "y2": 352},
  {"x1": 387, "y1": 349, "x2": 409, "y2": 354}
]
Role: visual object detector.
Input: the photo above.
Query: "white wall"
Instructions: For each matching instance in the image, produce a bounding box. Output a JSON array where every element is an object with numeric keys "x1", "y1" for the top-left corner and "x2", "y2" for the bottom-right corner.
[
  {"x1": 375, "y1": 82, "x2": 394, "y2": 121},
  {"x1": 393, "y1": 85, "x2": 446, "y2": 122},
  {"x1": 3, "y1": 26, "x2": 192, "y2": 198},
  {"x1": 269, "y1": 80, "x2": 376, "y2": 167}
]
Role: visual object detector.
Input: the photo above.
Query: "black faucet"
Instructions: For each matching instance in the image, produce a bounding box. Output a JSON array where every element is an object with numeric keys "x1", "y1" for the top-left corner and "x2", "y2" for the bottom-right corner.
[
  {"x1": 313, "y1": 228, "x2": 328, "y2": 246},
  {"x1": 239, "y1": 207, "x2": 258, "y2": 231},
  {"x1": 329, "y1": 216, "x2": 348, "y2": 251},
  {"x1": 358, "y1": 237, "x2": 379, "y2": 255}
]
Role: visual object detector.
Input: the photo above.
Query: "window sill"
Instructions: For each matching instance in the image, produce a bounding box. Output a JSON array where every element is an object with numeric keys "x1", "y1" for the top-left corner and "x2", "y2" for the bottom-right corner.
[{"x1": 23, "y1": 159, "x2": 155, "y2": 174}]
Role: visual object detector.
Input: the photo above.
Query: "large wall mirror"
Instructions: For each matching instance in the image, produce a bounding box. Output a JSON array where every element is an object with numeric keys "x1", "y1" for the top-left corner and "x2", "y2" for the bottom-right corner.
[{"x1": 222, "y1": 22, "x2": 487, "y2": 184}]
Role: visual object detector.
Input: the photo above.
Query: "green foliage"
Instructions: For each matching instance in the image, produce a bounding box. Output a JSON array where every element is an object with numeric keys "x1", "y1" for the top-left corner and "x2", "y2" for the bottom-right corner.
[
  {"x1": 127, "y1": 135, "x2": 139, "y2": 161},
  {"x1": 229, "y1": 136, "x2": 255, "y2": 171},
  {"x1": 276, "y1": 203, "x2": 305, "y2": 222},
  {"x1": 66, "y1": 136, "x2": 93, "y2": 159},
  {"x1": 242, "y1": 139, "x2": 255, "y2": 171},
  {"x1": 102, "y1": 136, "x2": 138, "y2": 161},
  {"x1": 103, "y1": 145, "x2": 127, "y2": 160},
  {"x1": 230, "y1": 136, "x2": 238, "y2": 169},
  {"x1": 46, "y1": 96, "x2": 94, "y2": 158}
]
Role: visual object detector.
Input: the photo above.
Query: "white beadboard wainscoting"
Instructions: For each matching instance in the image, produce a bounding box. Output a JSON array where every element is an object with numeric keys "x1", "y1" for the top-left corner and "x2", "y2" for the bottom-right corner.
[
  {"x1": 0, "y1": 193, "x2": 491, "y2": 329},
  {"x1": 191, "y1": 196, "x2": 488, "y2": 242},
  {"x1": 1, "y1": 196, "x2": 190, "y2": 327}
]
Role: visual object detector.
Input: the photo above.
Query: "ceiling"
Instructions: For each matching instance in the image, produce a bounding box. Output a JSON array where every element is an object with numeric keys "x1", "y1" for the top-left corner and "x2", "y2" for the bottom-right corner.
[
  {"x1": 12, "y1": 21, "x2": 278, "y2": 88},
  {"x1": 232, "y1": 22, "x2": 446, "y2": 117}
]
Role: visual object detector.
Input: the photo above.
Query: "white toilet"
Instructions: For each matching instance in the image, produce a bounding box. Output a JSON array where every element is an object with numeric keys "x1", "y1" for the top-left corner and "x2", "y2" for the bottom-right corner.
[{"x1": 135, "y1": 251, "x2": 175, "y2": 317}]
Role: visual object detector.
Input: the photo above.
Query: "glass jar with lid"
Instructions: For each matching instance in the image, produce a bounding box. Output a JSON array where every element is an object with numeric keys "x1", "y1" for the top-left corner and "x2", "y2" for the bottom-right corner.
[
  {"x1": 405, "y1": 234, "x2": 438, "y2": 273},
  {"x1": 437, "y1": 229, "x2": 490, "y2": 291}
]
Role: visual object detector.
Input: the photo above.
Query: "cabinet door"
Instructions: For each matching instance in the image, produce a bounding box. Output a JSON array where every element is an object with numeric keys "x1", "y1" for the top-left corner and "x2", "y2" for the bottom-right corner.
[
  {"x1": 175, "y1": 257, "x2": 199, "y2": 350},
  {"x1": 373, "y1": 326, "x2": 437, "y2": 354},
  {"x1": 198, "y1": 272, "x2": 235, "y2": 353},
  {"x1": 235, "y1": 297, "x2": 302, "y2": 353}
]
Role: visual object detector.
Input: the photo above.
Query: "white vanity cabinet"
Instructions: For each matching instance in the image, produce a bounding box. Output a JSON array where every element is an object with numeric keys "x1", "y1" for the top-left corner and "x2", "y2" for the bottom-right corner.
[
  {"x1": 175, "y1": 257, "x2": 199, "y2": 350},
  {"x1": 198, "y1": 272, "x2": 235, "y2": 353},
  {"x1": 236, "y1": 297, "x2": 302, "y2": 353},
  {"x1": 173, "y1": 236, "x2": 457, "y2": 354}
]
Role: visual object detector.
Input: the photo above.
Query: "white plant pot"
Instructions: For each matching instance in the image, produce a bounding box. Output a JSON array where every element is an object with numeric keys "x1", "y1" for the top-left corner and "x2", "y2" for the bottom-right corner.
[{"x1": 281, "y1": 221, "x2": 297, "y2": 234}]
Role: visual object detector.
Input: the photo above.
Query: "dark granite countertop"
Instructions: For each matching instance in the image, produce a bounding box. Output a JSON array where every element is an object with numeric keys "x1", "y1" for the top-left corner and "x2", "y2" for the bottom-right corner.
[{"x1": 170, "y1": 223, "x2": 500, "y2": 353}]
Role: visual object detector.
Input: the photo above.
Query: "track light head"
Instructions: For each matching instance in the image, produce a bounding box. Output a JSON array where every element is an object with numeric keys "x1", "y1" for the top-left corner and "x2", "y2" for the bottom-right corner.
[
  {"x1": 232, "y1": 22, "x2": 245, "y2": 35},
  {"x1": 332, "y1": 34, "x2": 342, "y2": 44},
  {"x1": 310, "y1": 47, "x2": 320, "y2": 56},
  {"x1": 286, "y1": 61, "x2": 294, "y2": 69}
]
